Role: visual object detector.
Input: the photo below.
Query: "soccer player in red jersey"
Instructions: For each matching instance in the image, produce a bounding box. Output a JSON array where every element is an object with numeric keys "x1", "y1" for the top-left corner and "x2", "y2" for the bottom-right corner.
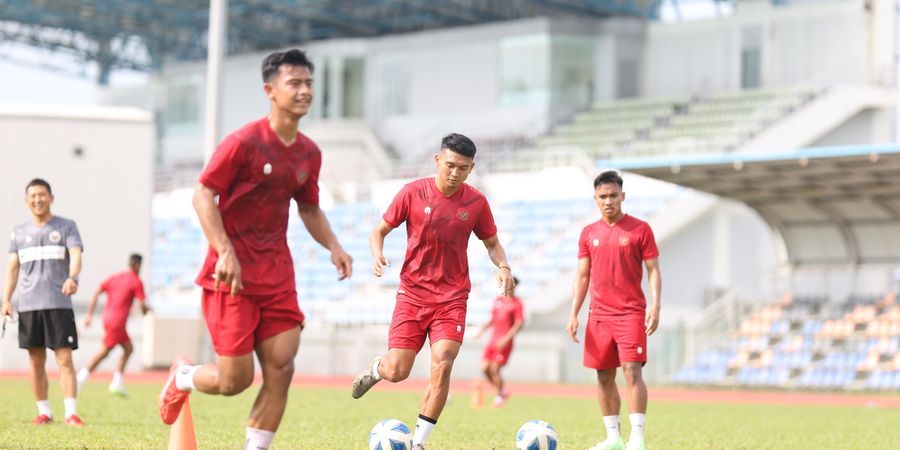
[
  {"x1": 567, "y1": 171, "x2": 661, "y2": 450},
  {"x1": 157, "y1": 49, "x2": 353, "y2": 450},
  {"x1": 473, "y1": 276, "x2": 523, "y2": 408},
  {"x1": 351, "y1": 133, "x2": 515, "y2": 450},
  {"x1": 78, "y1": 253, "x2": 149, "y2": 396}
]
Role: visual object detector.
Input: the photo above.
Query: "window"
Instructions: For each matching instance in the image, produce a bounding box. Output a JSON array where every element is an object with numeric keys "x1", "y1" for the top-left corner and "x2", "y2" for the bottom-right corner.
[
  {"x1": 499, "y1": 34, "x2": 551, "y2": 107},
  {"x1": 164, "y1": 75, "x2": 200, "y2": 130}
]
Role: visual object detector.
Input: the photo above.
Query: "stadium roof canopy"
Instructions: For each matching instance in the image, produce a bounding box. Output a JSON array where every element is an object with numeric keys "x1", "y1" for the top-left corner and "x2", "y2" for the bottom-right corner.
[
  {"x1": 0, "y1": 0, "x2": 661, "y2": 84},
  {"x1": 602, "y1": 145, "x2": 900, "y2": 267}
]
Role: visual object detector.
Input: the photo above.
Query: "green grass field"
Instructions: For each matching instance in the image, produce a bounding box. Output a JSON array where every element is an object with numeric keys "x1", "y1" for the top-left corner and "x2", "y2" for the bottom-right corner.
[{"x1": 1, "y1": 379, "x2": 898, "y2": 449}]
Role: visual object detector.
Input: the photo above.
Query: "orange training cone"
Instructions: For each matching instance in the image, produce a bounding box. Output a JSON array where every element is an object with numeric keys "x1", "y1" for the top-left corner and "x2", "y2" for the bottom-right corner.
[
  {"x1": 167, "y1": 398, "x2": 198, "y2": 450},
  {"x1": 469, "y1": 376, "x2": 484, "y2": 409}
]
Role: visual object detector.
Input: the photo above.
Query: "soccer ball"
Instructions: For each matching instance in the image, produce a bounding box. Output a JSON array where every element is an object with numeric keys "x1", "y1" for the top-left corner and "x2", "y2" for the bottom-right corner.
[
  {"x1": 516, "y1": 420, "x2": 558, "y2": 450},
  {"x1": 369, "y1": 419, "x2": 413, "y2": 450}
]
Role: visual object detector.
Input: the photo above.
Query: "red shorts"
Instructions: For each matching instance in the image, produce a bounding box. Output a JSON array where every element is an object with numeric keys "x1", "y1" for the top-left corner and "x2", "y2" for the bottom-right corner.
[
  {"x1": 583, "y1": 315, "x2": 647, "y2": 370},
  {"x1": 201, "y1": 289, "x2": 305, "y2": 356},
  {"x1": 388, "y1": 296, "x2": 467, "y2": 351},
  {"x1": 482, "y1": 339, "x2": 514, "y2": 367},
  {"x1": 102, "y1": 320, "x2": 130, "y2": 348}
]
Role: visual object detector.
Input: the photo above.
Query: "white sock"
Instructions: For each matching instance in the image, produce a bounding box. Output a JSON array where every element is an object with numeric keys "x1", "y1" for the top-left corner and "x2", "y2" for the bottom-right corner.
[
  {"x1": 372, "y1": 359, "x2": 383, "y2": 381},
  {"x1": 244, "y1": 427, "x2": 276, "y2": 450},
  {"x1": 111, "y1": 371, "x2": 123, "y2": 386},
  {"x1": 36, "y1": 400, "x2": 52, "y2": 418},
  {"x1": 413, "y1": 414, "x2": 436, "y2": 445},
  {"x1": 76, "y1": 368, "x2": 89, "y2": 386},
  {"x1": 629, "y1": 413, "x2": 646, "y2": 441},
  {"x1": 64, "y1": 397, "x2": 77, "y2": 418},
  {"x1": 603, "y1": 415, "x2": 621, "y2": 441},
  {"x1": 175, "y1": 365, "x2": 199, "y2": 391}
]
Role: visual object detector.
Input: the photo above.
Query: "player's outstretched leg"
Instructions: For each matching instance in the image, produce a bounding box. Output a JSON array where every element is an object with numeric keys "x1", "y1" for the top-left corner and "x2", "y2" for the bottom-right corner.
[
  {"x1": 351, "y1": 357, "x2": 382, "y2": 399},
  {"x1": 158, "y1": 356, "x2": 194, "y2": 425}
]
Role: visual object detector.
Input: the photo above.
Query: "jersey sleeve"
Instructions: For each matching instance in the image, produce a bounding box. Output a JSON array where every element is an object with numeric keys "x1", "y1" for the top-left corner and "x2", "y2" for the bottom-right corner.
[
  {"x1": 66, "y1": 221, "x2": 84, "y2": 250},
  {"x1": 199, "y1": 134, "x2": 245, "y2": 194},
  {"x1": 135, "y1": 278, "x2": 146, "y2": 301},
  {"x1": 99, "y1": 277, "x2": 111, "y2": 293},
  {"x1": 473, "y1": 198, "x2": 498, "y2": 241},
  {"x1": 577, "y1": 226, "x2": 590, "y2": 259},
  {"x1": 382, "y1": 185, "x2": 411, "y2": 228},
  {"x1": 8, "y1": 230, "x2": 17, "y2": 254},
  {"x1": 292, "y1": 145, "x2": 322, "y2": 206},
  {"x1": 640, "y1": 223, "x2": 660, "y2": 260}
]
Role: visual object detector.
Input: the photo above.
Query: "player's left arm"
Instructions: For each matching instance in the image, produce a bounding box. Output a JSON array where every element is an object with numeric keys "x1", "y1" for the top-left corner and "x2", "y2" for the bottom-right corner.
[
  {"x1": 482, "y1": 235, "x2": 514, "y2": 296},
  {"x1": 62, "y1": 247, "x2": 82, "y2": 296},
  {"x1": 298, "y1": 203, "x2": 352, "y2": 280},
  {"x1": 644, "y1": 257, "x2": 661, "y2": 336},
  {"x1": 136, "y1": 280, "x2": 150, "y2": 315}
]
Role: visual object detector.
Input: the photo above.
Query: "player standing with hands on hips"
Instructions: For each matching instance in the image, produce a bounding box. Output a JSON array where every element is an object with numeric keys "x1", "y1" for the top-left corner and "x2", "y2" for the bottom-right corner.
[
  {"x1": 157, "y1": 49, "x2": 352, "y2": 450},
  {"x1": 350, "y1": 133, "x2": 515, "y2": 450},
  {"x1": 567, "y1": 171, "x2": 661, "y2": 450}
]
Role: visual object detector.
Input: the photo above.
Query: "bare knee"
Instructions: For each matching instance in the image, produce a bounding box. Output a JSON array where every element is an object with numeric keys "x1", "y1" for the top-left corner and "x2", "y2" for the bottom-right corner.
[
  {"x1": 481, "y1": 361, "x2": 491, "y2": 378},
  {"x1": 431, "y1": 358, "x2": 453, "y2": 382},
  {"x1": 621, "y1": 364, "x2": 643, "y2": 385},
  {"x1": 381, "y1": 359, "x2": 411, "y2": 382},
  {"x1": 218, "y1": 373, "x2": 254, "y2": 396},
  {"x1": 597, "y1": 368, "x2": 617, "y2": 388},
  {"x1": 265, "y1": 360, "x2": 295, "y2": 388}
]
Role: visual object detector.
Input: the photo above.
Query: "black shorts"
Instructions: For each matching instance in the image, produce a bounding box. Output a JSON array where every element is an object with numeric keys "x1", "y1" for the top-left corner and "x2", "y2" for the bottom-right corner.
[{"x1": 18, "y1": 309, "x2": 79, "y2": 350}]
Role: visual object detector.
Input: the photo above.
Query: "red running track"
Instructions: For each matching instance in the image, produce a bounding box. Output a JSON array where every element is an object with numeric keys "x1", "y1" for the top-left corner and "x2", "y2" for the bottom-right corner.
[{"x1": 2, "y1": 371, "x2": 897, "y2": 408}]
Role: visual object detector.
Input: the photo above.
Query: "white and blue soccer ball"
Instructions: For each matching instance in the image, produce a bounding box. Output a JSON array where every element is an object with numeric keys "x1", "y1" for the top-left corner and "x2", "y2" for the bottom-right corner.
[
  {"x1": 369, "y1": 419, "x2": 413, "y2": 450},
  {"x1": 516, "y1": 419, "x2": 558, "y2": 450}
]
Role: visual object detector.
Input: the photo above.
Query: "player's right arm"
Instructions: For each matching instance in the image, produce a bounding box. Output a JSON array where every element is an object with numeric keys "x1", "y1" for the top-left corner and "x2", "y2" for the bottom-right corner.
[
  {"x1": 473, "y1": 320, "x2": 492, "y2": 339},
  {"x1": 83, "y1": 285, "x2": 104, "y2": 327},
  {"x1": 193, "y1": 183, "x2": 242, "y2": 295},
  {"x1": 566, "y1": 257, "x2": 591, "y2": 343},
  {"x1": 1, "y1": 253, "x2": 19, "y2": 317},
  {"x1": 369, "y1": 220, "x2": 394, "y2": 277}
]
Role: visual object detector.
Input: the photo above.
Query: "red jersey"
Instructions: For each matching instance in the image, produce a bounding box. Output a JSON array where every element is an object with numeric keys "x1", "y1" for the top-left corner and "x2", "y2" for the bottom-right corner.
[
  {"x1": 99, "y1": 270, "x2": 145, "y2": 326},
  {"x1": 488, "y1": 296, "x2": 524, "y2": 341},
  {"x1": 195, "y1": 117, "x2": 321, "y2": 295},
  {"x1": 578, "y1": 214, "x2": 659, "y2": 319},
  {"x1": 384, "y1": 178, "x2": 497, "y2": 305}
]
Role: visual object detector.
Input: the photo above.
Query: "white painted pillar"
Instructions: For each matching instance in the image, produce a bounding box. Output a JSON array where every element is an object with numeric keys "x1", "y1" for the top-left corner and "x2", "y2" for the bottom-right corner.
[{"x1": 203, "y1": 0, "x2": 228, "y2": 163}]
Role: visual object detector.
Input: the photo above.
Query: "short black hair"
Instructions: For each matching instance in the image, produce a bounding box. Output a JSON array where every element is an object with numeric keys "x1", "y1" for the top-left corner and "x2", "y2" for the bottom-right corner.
[
  {"x1": 261, "y1": 49, "x2": 315, "y2": 82},
  {"x1": 441, "y1": 133, "x2": 477, "y2": 158},
  {"x1": 25, "y1": 178, "x2": 52, "y2": 195},
  {"x1": 594, "y1": 170, "x2": 623, "y2": 189},
  {"x1": 129, "y1": 253, "x2": 143, "y2": 266}
]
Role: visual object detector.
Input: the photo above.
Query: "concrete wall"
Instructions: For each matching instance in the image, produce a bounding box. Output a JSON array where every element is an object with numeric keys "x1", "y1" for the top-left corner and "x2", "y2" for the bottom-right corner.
[{"x1": 643, "y1": 0, "x2": 871, "y2": 97}]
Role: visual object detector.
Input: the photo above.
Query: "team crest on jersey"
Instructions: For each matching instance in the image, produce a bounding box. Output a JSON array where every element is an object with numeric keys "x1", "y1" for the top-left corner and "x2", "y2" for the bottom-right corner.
[
  {"x1": 618, "y1": 236, "x2": 630, "y2": 246},
  {"x1": 297, "y1": 169, "x2": 308, "y2": 184},
  {"x1": 424, "y1": 206, "x2": 432, "y2": 215},
  {"x1": 456, "y1": 208, "x2": 469, "y2": 221},
  {"x1": 263, "y1": 163, "x2": 272, "y2": 175},
  {"x1": 592, "y1": 238, "x2": 599, "y2": 247},
  {"x1": 49, "y1": 230, "x2": 62, "y2": 244},
  {"x1": 25, "y1": 236, "x2": 33, "y2": 243}
]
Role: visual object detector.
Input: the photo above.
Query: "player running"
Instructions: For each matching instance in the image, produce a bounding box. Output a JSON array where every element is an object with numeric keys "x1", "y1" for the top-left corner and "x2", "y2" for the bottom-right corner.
[
  {"x1": 567, "y1": 171, "x2": 661, "y2": 450},
  {"x1": 473, "y1": 276, "x2": 523, "y2": 408},
  {"x1": 351, "y1": 133, "x2": 515, "y2": 450},
  {"x1": 156, "y1": 48, "x2": 352, "y2": 450},
  {"x1": 77, "y1": 253, "x2": 149, "y2": 396}
]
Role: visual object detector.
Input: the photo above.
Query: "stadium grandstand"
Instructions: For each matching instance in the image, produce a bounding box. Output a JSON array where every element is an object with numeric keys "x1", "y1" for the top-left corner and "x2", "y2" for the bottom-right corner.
[{"x1": 1, "y1": 0, "x2": 899, "y2": 395}]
